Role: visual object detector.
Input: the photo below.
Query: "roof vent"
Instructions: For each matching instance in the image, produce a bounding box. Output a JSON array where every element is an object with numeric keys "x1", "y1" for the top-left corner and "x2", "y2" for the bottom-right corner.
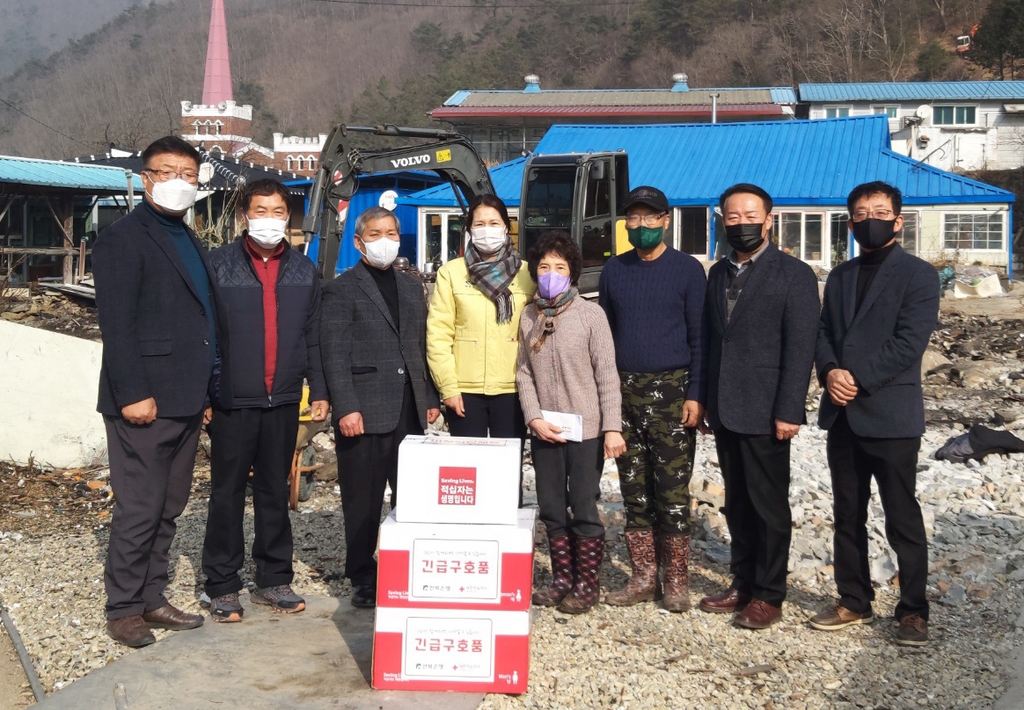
[
  {"x1": 524, "y1": 74, "x2": 541, "y2": 93},
  {"x1": 671, "y1": 73, "x2": 689, "y2": 92}
]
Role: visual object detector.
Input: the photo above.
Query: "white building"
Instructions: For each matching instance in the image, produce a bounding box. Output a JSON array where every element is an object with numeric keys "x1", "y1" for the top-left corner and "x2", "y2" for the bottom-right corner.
[{"x1": 800, "y1": 81, "x2": 1024, "y2": 172}]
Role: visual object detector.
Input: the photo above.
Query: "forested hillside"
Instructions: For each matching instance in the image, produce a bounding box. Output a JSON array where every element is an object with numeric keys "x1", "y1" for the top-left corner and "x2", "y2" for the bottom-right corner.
[{"x1": 0, "y1": 0, "x2": 1002, "y2": 159}]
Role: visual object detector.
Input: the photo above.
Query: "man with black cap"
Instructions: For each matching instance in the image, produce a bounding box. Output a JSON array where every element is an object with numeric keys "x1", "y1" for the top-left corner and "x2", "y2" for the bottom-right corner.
[
  {"x1": 598, "y1": 185, "x2": 706, "y2": 613},
  {"x1": 696, "y1": 183, "x2": 820, "y2": 630}
]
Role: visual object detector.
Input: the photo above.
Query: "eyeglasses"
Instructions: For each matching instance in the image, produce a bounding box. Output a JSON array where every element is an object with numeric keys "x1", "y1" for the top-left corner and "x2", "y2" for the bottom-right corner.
[
  {"x1": 145, "y1": 168, "x2": 199, "y2": 184},
  {"x1": 851, "y1": 209, "x2": 894, "y2": 221},
  {"x1": 625, "y1": 213, "x2": 666, "y2": 227}
]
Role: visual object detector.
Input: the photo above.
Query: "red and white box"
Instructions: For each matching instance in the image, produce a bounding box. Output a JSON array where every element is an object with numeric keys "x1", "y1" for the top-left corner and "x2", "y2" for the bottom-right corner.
[
  {"x1": 396, "y1": 435, "x2": 521, "y2": 526},
  {"x1": 372, "y1": 607, "x2": 531, "y2": 693},
  {"x1": 377, "y1": 508, "x2": 536, "y2": 611}
]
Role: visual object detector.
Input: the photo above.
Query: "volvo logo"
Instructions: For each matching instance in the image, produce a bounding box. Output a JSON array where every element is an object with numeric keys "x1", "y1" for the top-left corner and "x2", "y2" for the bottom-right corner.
[{"x1": 391, "y1": 154, "x2": 431, "y2": 168}]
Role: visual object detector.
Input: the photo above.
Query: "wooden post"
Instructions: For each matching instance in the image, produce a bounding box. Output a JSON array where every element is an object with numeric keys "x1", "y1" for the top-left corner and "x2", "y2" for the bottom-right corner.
[{"x1": 61, "y1": 195, "x2": 74, "y2": 285}]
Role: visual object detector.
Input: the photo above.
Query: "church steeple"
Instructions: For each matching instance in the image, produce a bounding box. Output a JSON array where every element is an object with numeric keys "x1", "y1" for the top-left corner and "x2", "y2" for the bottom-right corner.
[{"x1": 201, "y1": 0, "x2": 233, "y2": 105}]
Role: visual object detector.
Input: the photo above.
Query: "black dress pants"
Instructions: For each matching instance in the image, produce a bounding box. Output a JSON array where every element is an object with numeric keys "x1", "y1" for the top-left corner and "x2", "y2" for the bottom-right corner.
[
  {"x1": 532, "y1": 437, "x2": 604, "y2": 539},
  {"x1": 446, "y1": 392, "x2": 526, "y2": 439},
  {"x1": 827, "y1": 411, "x2": 929, "y2": 620},
  {"x1": 336, "y1": 382, "x2": 422, "y2": 588},
  {"x1": 447, "y1": 392, "x2": 526, "y2": 505},
  {"x1": 715, "y1": 427, "x2": 792, "y2": 607},
  {"x1": 104, "y1": 413, "x2": 203, "y2": 620},
  {"x1": 202, "y1": 404, "x2": 299, "y2": 598}
]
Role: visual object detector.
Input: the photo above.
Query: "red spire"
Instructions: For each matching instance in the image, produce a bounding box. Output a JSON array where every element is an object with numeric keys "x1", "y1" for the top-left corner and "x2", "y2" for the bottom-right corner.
[{"x1": 201, "y1": 0, "x2": 233, "y2": 105}]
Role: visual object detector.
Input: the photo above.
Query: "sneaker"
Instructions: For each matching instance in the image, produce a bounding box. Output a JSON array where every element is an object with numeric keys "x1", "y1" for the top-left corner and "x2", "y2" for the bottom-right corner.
[
  {"x1": 896, "y1": 614, "x2": 929, "y2": 646},
  {"x1": 809, "y1": 604, "x2": 874, "y2": 631},
  {"x1": 209, "y1": 593, "x2": 244, "y2": 623},
  {"x1": 251, "y1": 584, "x2": 306, "y2": 613},
  {"x1": 351, "y1": 584, "x2": 376, "y2": 609}
]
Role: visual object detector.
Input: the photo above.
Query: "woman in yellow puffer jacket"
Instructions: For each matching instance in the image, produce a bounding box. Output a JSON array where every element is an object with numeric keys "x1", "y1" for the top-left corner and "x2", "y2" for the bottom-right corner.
[{"x1": 427, "y1": 194, "x2": 536, "y2": 443}]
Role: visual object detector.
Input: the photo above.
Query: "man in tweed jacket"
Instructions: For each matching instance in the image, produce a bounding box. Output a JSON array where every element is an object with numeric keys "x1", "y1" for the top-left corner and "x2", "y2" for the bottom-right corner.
[{"x1": 320, "y1": 207, "x2": 439, "y2": 608}]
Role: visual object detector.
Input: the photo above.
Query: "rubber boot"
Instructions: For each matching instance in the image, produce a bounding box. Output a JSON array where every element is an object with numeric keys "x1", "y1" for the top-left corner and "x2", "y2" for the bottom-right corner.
[
  {"x1": 605, "y1": 528, "x2": 658, "y2": 606},
  {"x1": 532, "y1": 532, "x2": 574, "y2": 607},
  {"x1": 558, "y1": 536, "x2": 604, "y2": 615},
  {"x1": 661, "y1": 533, "x2": 691, "y2": 613}
]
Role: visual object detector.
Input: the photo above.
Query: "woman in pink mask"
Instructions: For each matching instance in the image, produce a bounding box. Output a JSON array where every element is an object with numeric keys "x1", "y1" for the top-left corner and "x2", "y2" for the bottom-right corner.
[{"x1": 516, "y1": 231, "x2": 626, "y2": 614}]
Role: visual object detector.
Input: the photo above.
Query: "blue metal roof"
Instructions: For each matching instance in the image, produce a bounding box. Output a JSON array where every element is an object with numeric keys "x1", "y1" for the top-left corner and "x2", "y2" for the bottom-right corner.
[
  {"x1": 799, "y1": 81, "x2": 1024, "y2": 102},
  {"x1": 401, "y1": 116, "x2": 1012, "y2": 208},
  {"x1": 396, "y1": 157, "x2": 528, "y2": 208},
  {"x1": 0, "y1": 155, "x2": 142, "y2": 192}
]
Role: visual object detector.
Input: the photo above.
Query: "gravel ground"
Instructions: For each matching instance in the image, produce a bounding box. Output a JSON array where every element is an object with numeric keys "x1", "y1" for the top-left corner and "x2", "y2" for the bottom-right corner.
[{"x1": 1, "y1": 301, "x2": 1023, "y2": 707}]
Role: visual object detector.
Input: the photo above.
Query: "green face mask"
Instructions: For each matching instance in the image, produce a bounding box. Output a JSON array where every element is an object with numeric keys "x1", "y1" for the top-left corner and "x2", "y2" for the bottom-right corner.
[{"x1": 627, "y1": 225, "x2": 664, "y2": 250}]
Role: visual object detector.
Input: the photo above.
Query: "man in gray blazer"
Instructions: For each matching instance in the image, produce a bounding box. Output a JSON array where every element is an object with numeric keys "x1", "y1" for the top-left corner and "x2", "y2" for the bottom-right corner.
[
  {"x1": 697, "y1": 184, "x2": 820, "y2": 630},
  {"x1": 810, "y1": 182, "x2": 939, "y2": 647},
  {"x1": 320, "y1": 207, "x2": 440, "y2": 608}
]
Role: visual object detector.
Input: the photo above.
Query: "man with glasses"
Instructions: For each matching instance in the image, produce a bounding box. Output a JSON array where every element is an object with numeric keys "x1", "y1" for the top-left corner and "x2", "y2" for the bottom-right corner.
[
  {"x1": 93, "y1": 136, "x2": 215, "y2": 646},
  {"x1": 810, "y1": 181, "x2": 939, "y2": 646},
  {"x1": 599, "y1": 186, "x2": 707, "y2": 612}
]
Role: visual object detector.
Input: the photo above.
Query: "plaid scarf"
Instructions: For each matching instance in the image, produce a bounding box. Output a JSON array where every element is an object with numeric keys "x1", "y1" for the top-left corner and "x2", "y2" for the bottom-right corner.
[
  {"x1": 465, "y1": 239, "x2": 522, "y2": 324},
  {"x1": 530, "y1": 286, "x2": 579, "y2": 353}
]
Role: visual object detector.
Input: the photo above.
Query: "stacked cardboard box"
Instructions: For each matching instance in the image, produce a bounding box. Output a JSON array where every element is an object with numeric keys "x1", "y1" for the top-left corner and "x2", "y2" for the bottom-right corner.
[{"x1": 372, "y1": 435, "x2": 535, "y2": 694}]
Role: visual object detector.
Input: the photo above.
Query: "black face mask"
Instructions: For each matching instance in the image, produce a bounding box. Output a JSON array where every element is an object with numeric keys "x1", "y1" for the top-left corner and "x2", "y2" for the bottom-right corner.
[
  {"x1": 724, "y1": 223, "x2": 766, "y2": 253},
  {"x1": 851, "y1": 218, "x2": 897, "y2": 250}
]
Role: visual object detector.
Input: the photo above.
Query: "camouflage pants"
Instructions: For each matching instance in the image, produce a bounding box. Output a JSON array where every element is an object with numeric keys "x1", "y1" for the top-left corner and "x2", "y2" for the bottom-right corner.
[{"x1": 617, "y1": 369, "x2": 696, "y2": 534}]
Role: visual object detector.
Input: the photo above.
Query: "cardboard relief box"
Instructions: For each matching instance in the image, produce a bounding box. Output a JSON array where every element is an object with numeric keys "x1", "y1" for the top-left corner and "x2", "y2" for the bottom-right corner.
[
  {"x1": 372, "y1": 607, "x2": 531, "y2": 694},
  {"x1": 377, "y1": 508, "x2": 536, "y2": 611},
  {"x1": 395, "y1": 435, "x2": 522, "y2": 526}
]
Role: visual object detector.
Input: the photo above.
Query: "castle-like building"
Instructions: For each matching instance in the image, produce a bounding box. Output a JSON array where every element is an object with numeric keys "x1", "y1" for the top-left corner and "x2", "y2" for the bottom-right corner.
[{"x1": 179, "y1": 0, "x2": 325, "y2": 176}]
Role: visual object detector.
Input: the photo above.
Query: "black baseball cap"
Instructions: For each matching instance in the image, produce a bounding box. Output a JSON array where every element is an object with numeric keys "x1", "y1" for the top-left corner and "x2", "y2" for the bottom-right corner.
[{"x1": 623, "y1": 185, "x2": 669, "y2": 214}]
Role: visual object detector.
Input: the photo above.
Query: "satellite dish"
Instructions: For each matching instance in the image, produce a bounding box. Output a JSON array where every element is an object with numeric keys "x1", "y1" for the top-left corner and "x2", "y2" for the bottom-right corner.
[{"x1": 915, "y1": 105, "x2": 932, "y2": 123}]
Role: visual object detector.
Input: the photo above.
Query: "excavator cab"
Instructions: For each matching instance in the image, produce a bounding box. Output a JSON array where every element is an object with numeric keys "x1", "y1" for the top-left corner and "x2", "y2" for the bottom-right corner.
[{"x1": 519, "y1": 152, "x2": 630, "y2": 296}]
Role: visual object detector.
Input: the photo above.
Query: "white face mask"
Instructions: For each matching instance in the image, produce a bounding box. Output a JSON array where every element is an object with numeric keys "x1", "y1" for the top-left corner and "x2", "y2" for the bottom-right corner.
[
  {"x1": 147, "y1": 178, "x2": 198, "y2": 214},
  {"x1": 469, "y1": 225, "x2": 508, "y2": 254},
  {"x1": 247, "y1": 218, "x2": 288, "y2": 249},
  {"x1": 360, "y1": 236, "x2": 400, "y2": 270}
]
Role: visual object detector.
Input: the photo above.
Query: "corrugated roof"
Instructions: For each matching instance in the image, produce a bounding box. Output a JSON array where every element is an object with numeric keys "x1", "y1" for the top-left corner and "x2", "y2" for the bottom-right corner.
[
  {"x1": 402, "y1": 116, "x2": 1013, "y2": 208},
  {"x1": 446, "y1": 88, "x2": 795, "y2": 107},
  {"x1": 0, "y1": 155, "x2": 142, "y2": 192},
  {"x1": 71, "y1": 152, "x2": 302, "y2": 192},
  {"x1": 799, "y1": 81, "x2": 1024, "y2": 102},
  {"x1": 431, "y1": 104, "x2": 787, "y2": 119},
  {"x1": 396, "y1": 157, "x2": 527, "y2": 208}
]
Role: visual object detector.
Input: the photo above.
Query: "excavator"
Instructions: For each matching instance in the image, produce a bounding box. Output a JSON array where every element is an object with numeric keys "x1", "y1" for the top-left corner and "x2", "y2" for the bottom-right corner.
[{"x1": 302, "y1": 123, "x2": 631, "y2": 295}]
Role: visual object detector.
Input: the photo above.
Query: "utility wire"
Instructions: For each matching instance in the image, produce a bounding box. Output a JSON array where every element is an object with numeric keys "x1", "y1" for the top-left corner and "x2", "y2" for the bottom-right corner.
[{"x1": 0, "y1": 96, "x2": 94, "y2": 149}]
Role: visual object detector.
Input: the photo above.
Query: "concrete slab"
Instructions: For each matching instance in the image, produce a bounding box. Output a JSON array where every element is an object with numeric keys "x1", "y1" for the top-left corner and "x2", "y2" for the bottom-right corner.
[
  {"x1": 994, "y1": 603, "x2": 1024, "y2": 710},
  {"x1": 35, "y1": 596, "x2": 484, "y2": 710},
  {"x1": 0, "y1": 320, "x2": 105, "y2": 468}
]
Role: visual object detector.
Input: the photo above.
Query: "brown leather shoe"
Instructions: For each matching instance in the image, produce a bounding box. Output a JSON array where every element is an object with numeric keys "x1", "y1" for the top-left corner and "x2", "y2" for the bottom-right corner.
[
  {"x1": 896, "y1": 614, "x2": 929, "y2": 646},
  {"x1": 106, "y1": 615, "x2": 156, "y2": 647},
  {"x1": 809, "y1": 604, "x2": 874, "y2": 631},
  {"x1": 734, "y1": 598, "x2": 782, "y2": 629},
  {"x1": 699, "y1": 587, "x2": 752, "y2": 614},
  {"x1": 142, "y1": 604, "x2": 204, "y2": 631}
]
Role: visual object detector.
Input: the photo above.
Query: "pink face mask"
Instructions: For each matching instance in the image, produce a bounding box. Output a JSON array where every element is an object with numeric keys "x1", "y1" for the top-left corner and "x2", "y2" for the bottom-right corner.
[{"x1": 538, "y1": 271, "x2": 571, "y2": 300}]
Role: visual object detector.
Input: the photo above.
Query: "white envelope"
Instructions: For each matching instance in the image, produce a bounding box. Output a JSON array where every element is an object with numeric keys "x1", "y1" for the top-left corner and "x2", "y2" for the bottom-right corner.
[{"x1": 540, "y1": 410, "x2": 584, "y2": 442}]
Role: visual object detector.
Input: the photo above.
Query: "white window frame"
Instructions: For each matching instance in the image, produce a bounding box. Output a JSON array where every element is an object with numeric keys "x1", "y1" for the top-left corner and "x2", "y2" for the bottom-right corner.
[
  {"x1": 933, "y1": 104, "x2": 979, "y2": 127},
  {"x1": 824, "y1": 105, "x2": 852, "y2": 119},
  {"x1": 898, "y1": 210, "x2": 920, "y2": 255},
  {"x1": 941, "y1": 211, "x2": 1005, "y2": 251},
  {"x1": 772, "y1": 211, "x2": 828, "y2": 264},
  {"x1": 872, "y1": 105, "x2": 899, "y2": 119}
]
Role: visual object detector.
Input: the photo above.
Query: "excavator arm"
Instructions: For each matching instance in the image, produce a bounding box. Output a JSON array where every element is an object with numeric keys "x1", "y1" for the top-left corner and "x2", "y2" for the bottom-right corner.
[{"x1": 302, "y1": 124, "x2": 496, "y2": 280}]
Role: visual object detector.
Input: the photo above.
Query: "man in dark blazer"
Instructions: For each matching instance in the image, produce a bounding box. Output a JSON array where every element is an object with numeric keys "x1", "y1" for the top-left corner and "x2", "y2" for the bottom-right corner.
[
  {"x1": 697, "y1": 184, "x2": 820, "y2": 630},
  {"x1": 320, "y1": 207, "x2": 440, "y2": 608},
  {"x1": 93, "y1": 136, "x2": 214, "y2": 647},
  {"x1": 810, "y1": 181, "x2": 939, "y2": 647}
]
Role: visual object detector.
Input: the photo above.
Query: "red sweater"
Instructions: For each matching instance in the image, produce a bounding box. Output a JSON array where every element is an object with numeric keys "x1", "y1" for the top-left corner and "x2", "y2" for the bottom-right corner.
[{"x1": 243, "y1": 237, "x2": 286, "y2": 394}]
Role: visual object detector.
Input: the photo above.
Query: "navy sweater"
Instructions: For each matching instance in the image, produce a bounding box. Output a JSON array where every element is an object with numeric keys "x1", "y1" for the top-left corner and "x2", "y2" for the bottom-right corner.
[{"x1": 598, "y1": 247, "x2": 707, "y2": 401}]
